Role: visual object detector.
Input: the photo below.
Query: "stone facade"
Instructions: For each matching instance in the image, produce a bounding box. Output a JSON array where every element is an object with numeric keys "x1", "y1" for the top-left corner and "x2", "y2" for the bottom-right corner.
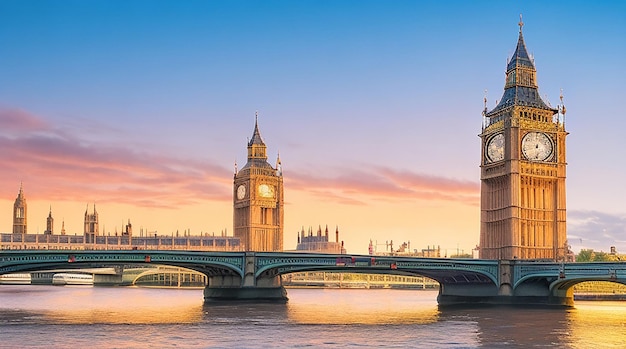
[
  {"x1": 479, "y1": 19, "x2": 568, "y2": 260},
  {"x1": 296, "y1": 225, "x2": 346, "y2": 254},
  {"x1": 84, "y1": 204, "x2": 99, "y2": 244}
]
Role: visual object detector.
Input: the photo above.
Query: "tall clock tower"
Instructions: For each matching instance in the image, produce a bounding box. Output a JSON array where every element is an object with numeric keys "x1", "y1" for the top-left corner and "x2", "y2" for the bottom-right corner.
[
  {"x1": 479, "y1": 19, "x2": 568, "y2": 261},
  {"x1": 233, "y1": 113, "x2": 284, "y2": 251},
  {"x1": 12, "y1": 183, "x2": 27, "y2": 235}
]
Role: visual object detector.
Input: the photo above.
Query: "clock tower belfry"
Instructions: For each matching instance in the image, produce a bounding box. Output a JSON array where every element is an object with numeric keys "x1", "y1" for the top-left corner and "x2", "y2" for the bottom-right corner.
[
  {"x1": 233, "y1": 113, "x2": 284, "y2": 252},
  {"x1": 479, "y1": 18, "x2": 568, "y2": 261}
]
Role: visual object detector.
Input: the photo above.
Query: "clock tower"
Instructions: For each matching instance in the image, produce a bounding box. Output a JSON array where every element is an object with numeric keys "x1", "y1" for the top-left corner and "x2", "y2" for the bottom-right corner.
[
  {"x1": 479, "y1": 18, "x2": 568, "y2": 261},
  {"x1": 233, "y1": 113, "x2": 284, "y2": 251}
]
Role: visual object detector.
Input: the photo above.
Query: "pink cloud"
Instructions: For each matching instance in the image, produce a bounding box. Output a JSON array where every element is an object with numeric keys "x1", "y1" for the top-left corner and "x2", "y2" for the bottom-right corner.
[
  {"x1": 1, "y1": 108, "x2": 479, "y2": 210},
  {"x1": 0, "y1": 108, "x2": 48, "y2": 132},
  {"x1": 287, "y1": 166, "x2": 479, "y2": 206},
  {"x1": 0, "y1": 110, "x2": 232, "y2": 208}
]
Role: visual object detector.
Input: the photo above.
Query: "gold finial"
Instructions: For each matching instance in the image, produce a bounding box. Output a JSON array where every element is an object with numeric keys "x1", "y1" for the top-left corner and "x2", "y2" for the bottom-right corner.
[
  {"x1": 482, "y1": 89, "x2": 488, "y2": 116},
  {"x1": 518, "y1": 14, "x2": 524, "y2": 32}
]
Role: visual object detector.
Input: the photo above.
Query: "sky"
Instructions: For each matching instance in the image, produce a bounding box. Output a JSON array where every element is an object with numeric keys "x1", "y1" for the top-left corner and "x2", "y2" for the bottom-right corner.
[{"x1": 0, "y1": 0, "x2": 625, "y2": 255}]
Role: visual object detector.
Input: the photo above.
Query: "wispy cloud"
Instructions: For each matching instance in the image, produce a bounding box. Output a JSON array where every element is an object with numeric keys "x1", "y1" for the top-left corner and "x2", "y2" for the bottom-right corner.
[
  {"x1": 1, "y1": 108, "x2": 480, "y2": 210},
  {"x1": 568, "y1": 210, "x2": 626, "y2": 252},
  {"x1": 0, "y1": 108, "x2": 48, "y2": 132},
  {"x1": 0, "y1": 108, "x2": 232, "y2": 207},
  {"x1": 288, "y1": 166, "x2": 479, "y2": 205}
]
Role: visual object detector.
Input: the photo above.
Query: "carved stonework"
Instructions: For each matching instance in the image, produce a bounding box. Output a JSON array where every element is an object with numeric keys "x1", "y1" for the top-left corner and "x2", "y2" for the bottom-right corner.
[
  {"x1": 233, "y1": 115, "x2": 284, "y2": 252},
  {"x1": 479, "y1": 22, "x2": 567, "y2": 261}
]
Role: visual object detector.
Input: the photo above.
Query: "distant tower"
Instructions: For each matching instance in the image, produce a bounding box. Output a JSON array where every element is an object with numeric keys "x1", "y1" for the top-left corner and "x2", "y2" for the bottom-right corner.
[
  {"x1": 84, "y1": 204, "x2": 99, "y2": 243},
  {"x1": 123, "y1": 219, "x2": 132, "y2": 236},
  {"x1": 61, "y1": 220, "x2": 66, "y2": 235},
  {"x1": 479, "y1": 18, "x2": 567, "y2": 260},
  {"x1": 44, "y1": 206, "x2": 54, "y2": 235},
  {"x1": 12, "y1": 183, "x2": 27, "y2": 235},
  {"x1": 233, "y1": 112, "x2": 284, "y2": 251}
]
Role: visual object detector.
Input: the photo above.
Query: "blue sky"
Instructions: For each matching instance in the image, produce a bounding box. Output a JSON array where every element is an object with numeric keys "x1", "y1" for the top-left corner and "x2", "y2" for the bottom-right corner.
[{"x1": 0, "y1": 1, "x2": 625, "y2": 254}]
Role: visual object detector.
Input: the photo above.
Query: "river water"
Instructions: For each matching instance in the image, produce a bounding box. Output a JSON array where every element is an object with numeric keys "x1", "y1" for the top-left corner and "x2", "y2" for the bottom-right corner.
[{"x1": 0, "y1": 285, "x2": 624, "y2": 348}]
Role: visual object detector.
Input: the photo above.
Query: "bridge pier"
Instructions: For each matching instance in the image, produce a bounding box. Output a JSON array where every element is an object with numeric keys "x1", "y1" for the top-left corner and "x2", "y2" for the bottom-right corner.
[
  {"x1": 437, "y1": 260, "x2": 574, "y2": 307},
  {"x1": 93, "y1": 273, "x2": 123, "y2": 286},
  {"x1": 30, "y1": 272, "x2": 55, "y2": 285},
  {"x1": 203, "y1": 253, "x2": 288, "y2": 302},
  {"x1": 203, "y1": 284, "x2": 287, "y2": 301}
]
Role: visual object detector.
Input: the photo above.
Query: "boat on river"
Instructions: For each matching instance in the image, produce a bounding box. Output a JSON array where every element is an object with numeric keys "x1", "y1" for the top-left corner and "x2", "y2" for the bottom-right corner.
[
  {"x1": 0, "y1": 273, "x2": 32, "y2": 284},
  {"x1": 52, "y1": 273, "x2": 94, "y2": 285}
]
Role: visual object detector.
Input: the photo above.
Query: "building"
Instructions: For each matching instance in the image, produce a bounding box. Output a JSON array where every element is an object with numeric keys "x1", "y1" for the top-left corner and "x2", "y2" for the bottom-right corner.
[
  {"x1": 295, "y1": 225, "x2": 346, "y2": 254},
  {"x1": 2, "y1": 183, "x2": 241, "y2": 251},
  {"x1": 84, "y1": 204, "x2": 99, "y2": 244},
  {"x1": 233, "y1": 113, "x2": 284, "y2": 251},
  {"x1": 122, "y1": 219, "x2": 132, "y2": 237},
  {"x1": 44, "y1": 207, "x2": 53, "y2": 235},
  {"x1": 479, "y1": 18, "x2": 568, "y2": 260},
  {"x1": 12, "y1": 183, "x2": 27, "y2": 235},
  {"x1": 368, "y1": 240, "x2": 441, "y2": 257}
]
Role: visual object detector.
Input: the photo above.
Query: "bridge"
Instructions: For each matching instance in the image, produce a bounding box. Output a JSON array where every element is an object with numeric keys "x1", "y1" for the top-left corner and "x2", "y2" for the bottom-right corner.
[{"x1": 1, "y1": 250, "x2": 625, "y2": 306}]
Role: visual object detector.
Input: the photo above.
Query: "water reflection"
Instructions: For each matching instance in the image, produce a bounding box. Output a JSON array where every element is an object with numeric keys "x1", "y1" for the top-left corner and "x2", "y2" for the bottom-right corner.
[
  {"x1": 567, "y1": 302, "x2": 626, "y2": 348},
  {"x1": 285, "y1": 288, "x2": 440, "y2": 325},
  {"x1": 1, "y1": 285, "x2": 625, "y2": 348},
  {"x1": 460, "y1": 306, "x2": 569, "y2": 347},
  {"x1": 203, "y1": 302, "x2": 289, "y2": 325},
  {"x1": 0, "y1": 285, "x2": 205, "y2": 325}
]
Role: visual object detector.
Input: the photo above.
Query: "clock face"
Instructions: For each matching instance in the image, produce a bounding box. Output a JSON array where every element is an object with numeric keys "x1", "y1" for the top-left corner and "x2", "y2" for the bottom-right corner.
[
  {"x1": 521, "y1": 132, "x2": 553, "y2": 161},
  {"x1": 258, "y1": 184, "x2": 275, "y2": 198},
  {"x1": 236, "y1": 184, "x2": 246, "y2": 200},
  {"x1": 486, "y1": 133, "x2": 505, "y2": 163}
]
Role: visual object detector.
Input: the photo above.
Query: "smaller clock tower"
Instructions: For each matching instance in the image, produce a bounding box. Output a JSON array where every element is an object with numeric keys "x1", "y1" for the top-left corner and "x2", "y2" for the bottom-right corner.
[
  {"x1": 12, "y1": 183, "x2": 27, "y2": 235},
  {"x1": 233, "y1": 113, "x2": 284, "y2": 251}
]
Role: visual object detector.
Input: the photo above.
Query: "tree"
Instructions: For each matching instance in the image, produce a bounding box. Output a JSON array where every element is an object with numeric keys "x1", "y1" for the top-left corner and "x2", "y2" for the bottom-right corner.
[
  {"x1": 450, "y1": 253, "x2": 472, "y2": 259},
  {"x1": 575, "y1": 249, "x2": 616, "y2": 262},
  {"x1": 576, "y1": 249, "x2": 594, "y2": 262}
]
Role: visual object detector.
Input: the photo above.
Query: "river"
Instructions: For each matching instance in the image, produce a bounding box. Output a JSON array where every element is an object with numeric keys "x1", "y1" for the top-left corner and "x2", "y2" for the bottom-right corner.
[{"x1": 0, "y1": 285, "x2": 624, "y2": 348}]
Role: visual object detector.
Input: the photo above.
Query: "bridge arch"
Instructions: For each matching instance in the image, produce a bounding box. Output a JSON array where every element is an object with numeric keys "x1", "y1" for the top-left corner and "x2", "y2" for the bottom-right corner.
[
  {"x1": 253, "y1": 253, "x2": 501, "y2": 305},
  {"x1": 254, "y1": 253, "x2": 499, "y2": 285},
  {"x1": 550, "y1": 278, "x2": 626, "y2": 294},
  {"x1": 0, "y1": 250, "x2": 246, "y2": 282}
]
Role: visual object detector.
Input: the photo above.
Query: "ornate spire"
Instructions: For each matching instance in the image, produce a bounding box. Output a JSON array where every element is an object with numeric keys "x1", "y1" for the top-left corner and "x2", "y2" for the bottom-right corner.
[
  {"x1": 15, "y1": 182, "x2": 26, "y2": 203},
  {"x1": 276, "y1": 151, "x2": 282, "y2": 176},
  {"x1": 246, "y1": 111, "x2": 268, "y2": 161},
  {"x1": 248, "y1": 111, "x2": 265, "y2": 146},
  {"x1": 486, "y1": 17, "x2": 556, "y2": 116},
  {"x1": 507, "y1": 15, "x2": 534, "y2": 72},
  {"x1": 559, "y1": 88, "x2": 567, "y2": 115}
]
